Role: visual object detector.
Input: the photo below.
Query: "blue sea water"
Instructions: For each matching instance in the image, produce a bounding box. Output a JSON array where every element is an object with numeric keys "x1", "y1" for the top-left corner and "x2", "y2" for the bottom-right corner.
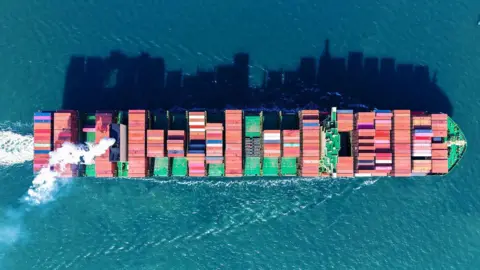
[{"x1": 1, "y1": 0, "x2": 480, "y2": 269}]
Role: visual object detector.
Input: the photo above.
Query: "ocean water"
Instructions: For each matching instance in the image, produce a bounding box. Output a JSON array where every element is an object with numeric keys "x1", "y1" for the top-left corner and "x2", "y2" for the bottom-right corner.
[{"x1": 1, "y1": 0, "x2": 480, "y2": 269}]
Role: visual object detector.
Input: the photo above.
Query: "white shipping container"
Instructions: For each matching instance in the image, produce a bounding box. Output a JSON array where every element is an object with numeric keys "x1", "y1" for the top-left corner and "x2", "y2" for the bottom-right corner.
[
  {"x1": 375, "y1": 120, "x2": 392, "y2": 124},
  {"x1": 264, "y1": 135, "x2": 281, "y2": 139},
  {"x1": 413, "y1": 154, "x2": 432, "y2": 157},
  {"x1": 34, "y1": 143, "x2": 51, "y2": 147},
  {"x1": 189, "y1": 115, "x2": 205, "y2": 119},
  {"x1": 206, "y1": 144, "x2": 222, "y2": 147},
  {"x1": 412, "y1": 143, "x2": 431, "y2": 147}
]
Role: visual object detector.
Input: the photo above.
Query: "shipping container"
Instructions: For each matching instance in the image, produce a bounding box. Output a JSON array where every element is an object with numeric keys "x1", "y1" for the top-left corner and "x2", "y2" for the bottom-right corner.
[
  {"x1": 33, "y1": 112, "x2": 53, "y2": 172},
  {"x1": 226, "y1": 110, "x2": 243, "y2": 176},
  {"x1": 337, "y1": 111, "x2": 354, "y2": 132},
  {"x1": 128, "y1": 110, "x2": 148, "y2": 177},
  {"x1": 300, "y1": 110, "x2": 320, "y2": 176}
]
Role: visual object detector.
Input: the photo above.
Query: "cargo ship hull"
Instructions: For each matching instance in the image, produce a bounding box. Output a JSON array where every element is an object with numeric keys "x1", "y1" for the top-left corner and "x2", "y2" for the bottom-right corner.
[{"x1": 33, "y1": 108, "x2": 467, "y2": 178}]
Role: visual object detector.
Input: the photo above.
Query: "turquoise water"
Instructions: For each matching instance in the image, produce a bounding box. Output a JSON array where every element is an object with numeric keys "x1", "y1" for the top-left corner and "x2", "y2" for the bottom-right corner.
[{"x1": 1, "y1": 0, "x2": 480, "y2": 268}]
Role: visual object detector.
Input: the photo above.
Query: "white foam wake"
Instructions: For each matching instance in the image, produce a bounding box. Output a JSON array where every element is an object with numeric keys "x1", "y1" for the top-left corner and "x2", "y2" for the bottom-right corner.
[
  {"x1": 0, "y1": 137, "x2": 115, "y2": 250},
  {"x1": 25, "y1": 138, "x2": 116, "y2": 205},
  {"x1": 0, "y1": 131, "x2": 34, "y2": 166}
]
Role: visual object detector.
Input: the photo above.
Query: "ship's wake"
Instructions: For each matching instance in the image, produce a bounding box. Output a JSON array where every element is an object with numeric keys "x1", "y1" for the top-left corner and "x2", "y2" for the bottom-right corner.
[
  {"x1": 0, "y1": 123, "x2": 382, "y2": 254},
  {"x1": 0, "y1": 133, "x2": 115, "y2": 249},
  {"x1": 0, "y1": 128, "x2": 34, "y2": 166},
  {"x1": 25, "y1": 138, "x2": 115, "y2": 205},
  {"x1": 144, "y1": 176, "x2": 377, "y2": 245}
]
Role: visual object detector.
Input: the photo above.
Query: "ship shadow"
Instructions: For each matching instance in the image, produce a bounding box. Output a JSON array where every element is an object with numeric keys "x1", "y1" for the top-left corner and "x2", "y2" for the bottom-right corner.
[{"x1": 61, "y1": 39, "x2": 452, "y2": 115}]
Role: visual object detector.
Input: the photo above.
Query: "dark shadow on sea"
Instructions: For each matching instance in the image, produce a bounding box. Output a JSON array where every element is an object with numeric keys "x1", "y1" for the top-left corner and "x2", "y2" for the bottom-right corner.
[{"x1": 61, "y1": 40, "x2": 452, "y2": 115}]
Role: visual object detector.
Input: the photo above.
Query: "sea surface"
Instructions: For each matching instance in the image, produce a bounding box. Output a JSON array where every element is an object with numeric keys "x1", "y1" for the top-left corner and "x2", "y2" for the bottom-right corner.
[{"x1": 1, "y1": 0, "x2": 480, "y2": 269}]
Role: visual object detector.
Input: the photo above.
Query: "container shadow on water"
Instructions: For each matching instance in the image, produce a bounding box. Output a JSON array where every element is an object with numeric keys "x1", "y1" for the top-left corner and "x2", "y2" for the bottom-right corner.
[{"x1": 61, "y1": 39, "x2": 452, "y2": 115}]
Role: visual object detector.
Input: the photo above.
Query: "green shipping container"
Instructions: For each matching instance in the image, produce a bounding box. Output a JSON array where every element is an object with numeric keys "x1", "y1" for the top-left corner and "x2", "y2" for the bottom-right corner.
[
  {"x1": 263, "y1": 157, "x2": 279, "y2": 176},
  {"x1": 172, "y1": 157, "x2": 188, "y2": 177},
  {"x1": 117, "y1": 162, "x2": 128, "y2": 177},
  {"x1": 85, "y1": 164, "x2": 96, "y2": 177},
  {"x1": 281, "y1": 157, "x2": 297, "y2": 176},
  {"x1": 86, "y1": 132, "x2": 96, "y2": 143},
  {"x1": 153, "y1": 157, "x2": 169, "y2": 176},
  {"x1": 208, "y1": 163, "x2": 224, "y2": 176},
  {"x1": 245, "y1": 116, "x2": 262, "y2": 138},
  {"x1": 86, "y1": 114, "x2": 96, "y2": 122},
  {"x1": 244, "y1": 157, "x2": 261, "y2": 176}
]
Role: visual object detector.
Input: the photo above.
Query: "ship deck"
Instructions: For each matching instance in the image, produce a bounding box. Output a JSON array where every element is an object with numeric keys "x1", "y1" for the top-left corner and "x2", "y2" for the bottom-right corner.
[{"x1": 447, "y1": 116, "x2": 467, "y2": 173}]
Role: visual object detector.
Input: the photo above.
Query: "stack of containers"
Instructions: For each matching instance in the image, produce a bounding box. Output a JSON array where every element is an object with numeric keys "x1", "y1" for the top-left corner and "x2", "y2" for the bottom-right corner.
[
  {"x1": 225, "y1": 110, "x2": 243, "y2": 176},
  {"x1": 374, "y1": 111, "x2": 393, "y2": 176},
  {"x1": 432, "y1": 114, "x2": 448, "y2": 138},
  {"x1": 355, "y1": 112, "x2": 376, "y2": 176},
  {"x1": 188, "y1": 112, "x2": 206, "y2": 177},
  {"x1": 337, "y1": 110, "x2": 353, "y2": 132},
  {"x1": 282, "y1": 130, "x2": 300, "y2": 157},
  {"x1": 392, "y1": 110, "x2": 412, "y2": 176},
  {"x1": 82, "y1": 114, "x2": 97, "y2": 176},
  {"x1": 300, "y1": 110, "x2": 320, "y2": 177},
  {"x1": 431, "y1": 113, "x2": 448, "y2": 173},
  {"x1": 412, "y1": 160, "x2": 431, "y2": 174},
  {"x1": 337, "y1": 157, "x2": 354, "y2": 177},
  {"x1": 244, "y1": 115, "x2": 262, "y2": 176},
  {"x1": 412, "y1": 116, "x2": 432, "y2": 158},
  {"x1": 336, "y1": 110, "x2": 355, "y2": 177},
  {"x1": 128, "y1": 110, "x2": 148, "y2": 177},
  {"x1": 432, "y1": 142, "x2": 448, "y2": 173},
  {"x1": 54, "y1": 111, "x2": 79, "y2": 177},
  {"x1": 33, "y1": 112, "x2": 53, "y2": 173},
  {"x1": 95, "y1": 112, "x2": 115, "y2": 177},
  {"x1": 281, "y1": 130, "x2": 300, "y2": 176},
  {"x1": 263, "y1": 131, "x2": 281, "y2": 157},
  {"x1": 412, "y1": 115, "x2": 432, "y2": 175},
  {"x1": 263, "y1": 130, "x2": 281, "y2": 176},
  {"x1": 206, "y1": 123, "x2": 224, "y2": 164},
  {"x1": 146, "y1": 130, "x2": 165, "y2": 157},
  {"x1": 375, "y1": 111, "x2": 393, "y2": 130},
  {"x1": 167, "y1": 130, "x2": 185, "y2": 157}
]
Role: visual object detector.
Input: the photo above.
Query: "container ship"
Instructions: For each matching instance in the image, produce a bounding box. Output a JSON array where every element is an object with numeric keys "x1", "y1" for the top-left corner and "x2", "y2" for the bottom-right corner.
[{"x1": 32, "y1": 108, "x2": 467, "y2": 178}]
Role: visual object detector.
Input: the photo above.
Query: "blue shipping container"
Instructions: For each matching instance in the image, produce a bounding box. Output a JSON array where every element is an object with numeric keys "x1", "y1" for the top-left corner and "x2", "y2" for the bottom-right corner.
[
  {"x1": 34, "y1": 150, "x2": 50, "y2": 154},
  {"x1": 34, "y1": 112, "x2": 52, "y2": 117},
  {"x1": 189, "y1": 145, "x2": 206, "y2": 150},
  {"x1": 206, "y1": 156, "x2": 223, "y2": 160},
  {"x1": 206, "y1": 140, "x2": 222, "y2": 144},
  {"x1": 188, "y1": 150, "x2": 205, "y2": 154},
  {"x1": 337, "y1": 110, "x2": 354, "y2": 113},
  {"x1": 34, "y1": 119, "x2": 51, "y2": 123},
  {"x1": 414, "y1": 129, "x2": 433, "y2": 133}
]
